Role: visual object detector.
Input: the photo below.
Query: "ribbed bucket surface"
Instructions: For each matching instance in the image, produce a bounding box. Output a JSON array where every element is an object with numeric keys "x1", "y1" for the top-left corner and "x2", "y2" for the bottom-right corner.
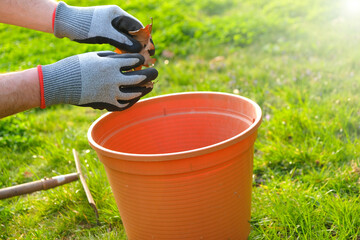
[{"x1": 88, "y1": 92, "x2": 262, "y2": 240}]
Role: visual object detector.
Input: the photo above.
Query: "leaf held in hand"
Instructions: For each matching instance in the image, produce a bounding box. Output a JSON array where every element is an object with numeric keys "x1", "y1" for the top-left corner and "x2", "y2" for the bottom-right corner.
[{"x1": 115, "y1": 18, "x2": 156, "y2": 68}]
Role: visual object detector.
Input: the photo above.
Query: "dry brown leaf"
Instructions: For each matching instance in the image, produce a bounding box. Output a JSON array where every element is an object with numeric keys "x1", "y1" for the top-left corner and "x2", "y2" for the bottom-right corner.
[
  {"x1": 115, "y1": 20, "x2": 156, "y2": 89},
  {"x1": 115, "y1": 19, "x2": 156, "y2": 68}
]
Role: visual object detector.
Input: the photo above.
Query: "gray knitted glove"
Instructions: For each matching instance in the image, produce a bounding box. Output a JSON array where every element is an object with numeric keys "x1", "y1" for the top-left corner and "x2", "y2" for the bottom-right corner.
[
  {"x1": 53, "y1": 1, "x2": 143, "y2": 53},
  {"x1": 38, "y1": 52, "x2": 158, "y2": 111}
]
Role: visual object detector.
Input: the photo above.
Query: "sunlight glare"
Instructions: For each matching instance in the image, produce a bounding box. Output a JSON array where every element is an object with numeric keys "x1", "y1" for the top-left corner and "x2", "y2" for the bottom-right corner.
[{"x1": 345, "y1": 0, "x2": 360, "y2": 15}]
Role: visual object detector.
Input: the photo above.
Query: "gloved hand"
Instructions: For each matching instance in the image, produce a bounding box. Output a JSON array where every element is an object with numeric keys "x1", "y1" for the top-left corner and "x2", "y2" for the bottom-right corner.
[
  {"x1": 37, "y1": 51, "x2": 158, "y2": 111},
  {"x1": 53, "y1": 1, "x2": 144, "y2": 53}
]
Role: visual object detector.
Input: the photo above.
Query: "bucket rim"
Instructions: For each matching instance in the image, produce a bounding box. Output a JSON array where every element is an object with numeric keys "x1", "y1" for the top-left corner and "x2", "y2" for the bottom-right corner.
[{"x1": 87, "y1": 91, "x2": 262, "y2": 161}]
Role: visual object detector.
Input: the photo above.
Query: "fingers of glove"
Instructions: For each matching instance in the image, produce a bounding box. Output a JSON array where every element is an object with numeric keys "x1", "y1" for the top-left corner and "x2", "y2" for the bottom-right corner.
[
  {"x1": 96, "y1": 53, "x2": 158, "y2": 84},
  {"x1": 115, "y1": 96, "x2": 143, "y2": 110},
  {"x1": 122, "y1": 68, "x2": 158, "y2": 86},
  {"x1": 103, "y1": 53, "x2": 145, "y2": 71},
  {"x1": 96, "y1": 51, "x2": 118, "y2": 57},
  {"x1": 117, "y1": 67, "x2": 158, "y2": 87},
  {"x1": 82, "y1": 6, "x2": 144, "y2": 52},
  {"x1": 79, "y1": 94, "x2": 145, "y2": 111},
  {"x1": 117, "y1": 85, "x2": 153, "y2": 100},
  {"x1": 111, "y1": 15, "x2": 143, "y2": 34},
  {"x1": 116, "y1": 97, "x2": 141, "y2": 111},
  {"x1": 115, "y1": 37, "x2": 142, "y2": 53},
  {"x1": 75, "y1": 36, "x2": 142, "y2": 53},
  {"x1": 110, "y1": 16, "x2": 144, "y2": 52},
  {"x1": 116, "y1": 89, "x2": 142, "y2": 101},
  {"x1": 149, "y1": 38, "x2": 155, "y2": 56},
  {"x1": 78, "y1": 101, "x2": 131, "y2": 111},
  {"x1": 115, "y1": 67, "x2": 156, "y2": 100}
]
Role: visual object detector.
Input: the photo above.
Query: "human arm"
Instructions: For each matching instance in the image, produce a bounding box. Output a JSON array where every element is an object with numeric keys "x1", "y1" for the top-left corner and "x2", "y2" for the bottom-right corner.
[
  {"x1": 0, "y1": 52, "x2": 158, "y2": 119},
  {"x1": 0, "y1": 0, "x2": 147, "y2": 52},
  {"x1": 0, "y1": 1, "x2": 157, "y2": 119},
  {"x1": 0, "y1": 68, "x2": 40, "y2": 118},
  {"x1": 0, "y1": 0, "x2": 57, "y2": 33}
]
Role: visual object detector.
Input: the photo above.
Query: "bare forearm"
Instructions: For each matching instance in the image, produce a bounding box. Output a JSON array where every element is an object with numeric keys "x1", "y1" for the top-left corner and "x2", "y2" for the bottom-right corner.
[
  {"x1": 0, "y1": 68, "x2": 40, "y2": 118},
  {"x1": 0, "y1": 0, "x2": 58, "y2": 33}
]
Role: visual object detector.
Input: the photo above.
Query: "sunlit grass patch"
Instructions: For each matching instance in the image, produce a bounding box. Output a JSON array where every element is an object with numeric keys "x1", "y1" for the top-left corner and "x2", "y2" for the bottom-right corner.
[{"x1": 1, "y1": 0, "x2": 360, "y2": 239}]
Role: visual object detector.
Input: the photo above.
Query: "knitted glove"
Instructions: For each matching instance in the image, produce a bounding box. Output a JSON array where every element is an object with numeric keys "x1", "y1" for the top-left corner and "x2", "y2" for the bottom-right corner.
[
  {"x1": 53, "y1": 1, "x2": 143, "y2": 53},
  {"x1": 37, "y1": 52, "x2": 158, "y2": 111}
]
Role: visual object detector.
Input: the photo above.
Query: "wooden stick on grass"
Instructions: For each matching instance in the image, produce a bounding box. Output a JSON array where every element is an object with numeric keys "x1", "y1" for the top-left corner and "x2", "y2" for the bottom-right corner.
[
  {"x1": 0, "y1": 173, "x2": 79, "y2": 200},
  {"x1": 0, "y1": 149, "x2": 100, "y2": 225},
  {"x1": 73, "y1": 149, "x2": 99, "y2": 224}
]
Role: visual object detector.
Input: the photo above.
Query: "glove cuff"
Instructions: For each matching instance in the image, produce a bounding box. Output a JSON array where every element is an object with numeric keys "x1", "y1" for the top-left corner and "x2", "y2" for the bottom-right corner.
[
  {"x1": 41, "y1": 56, "x2": 82, "y2": 107},
  {"x1": 53, "y1": 1, "x2": 94, "y2": 40},
  {"x1": 37, "y1": 65, "x2": 46, "y2": 109}
]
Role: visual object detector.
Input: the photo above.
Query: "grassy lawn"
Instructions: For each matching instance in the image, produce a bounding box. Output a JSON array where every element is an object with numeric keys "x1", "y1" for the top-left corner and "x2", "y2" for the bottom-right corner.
[{"x1": 1, "y1": 0, "x2": 360, "y2": 239}]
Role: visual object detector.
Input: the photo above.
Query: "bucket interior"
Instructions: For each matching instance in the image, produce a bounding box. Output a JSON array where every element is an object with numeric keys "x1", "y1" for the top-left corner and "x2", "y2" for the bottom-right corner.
[{"x1": 90, "y1": 93, "x2": 259, "y2": 155}]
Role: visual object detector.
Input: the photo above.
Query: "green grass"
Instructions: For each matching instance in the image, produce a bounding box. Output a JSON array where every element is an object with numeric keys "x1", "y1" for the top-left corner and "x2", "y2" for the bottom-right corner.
[{"x1": 1, "y1": 0, "x2": 360, "y2": 239}]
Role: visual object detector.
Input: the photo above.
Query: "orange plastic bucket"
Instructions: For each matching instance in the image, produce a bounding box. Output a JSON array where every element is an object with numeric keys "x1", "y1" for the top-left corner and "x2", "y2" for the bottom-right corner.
[{"x1": 88, "y1": 92, "x2": 262, "y2": 240}]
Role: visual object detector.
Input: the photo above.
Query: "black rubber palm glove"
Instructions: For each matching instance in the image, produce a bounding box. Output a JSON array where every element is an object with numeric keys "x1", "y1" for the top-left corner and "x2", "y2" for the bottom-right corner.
[
  {"x1": 53, "y1": 1, "x2": 144, "y2": 53},
  {"x1": 38, "y1": 52, "x2": 158, "y2": 111}
]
